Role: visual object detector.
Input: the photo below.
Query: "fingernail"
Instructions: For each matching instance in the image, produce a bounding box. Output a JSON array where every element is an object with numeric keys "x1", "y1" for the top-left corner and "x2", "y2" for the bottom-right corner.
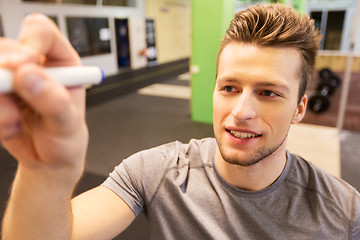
[{"x1": 23, "y1": 73, "x2": 46, "y2": 96}]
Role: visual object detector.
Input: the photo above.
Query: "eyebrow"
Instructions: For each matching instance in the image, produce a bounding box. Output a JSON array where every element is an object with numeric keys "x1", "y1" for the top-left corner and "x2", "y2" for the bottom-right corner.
[
  {"x1": 215, "y1": 77, "x2": 238, "y2": 84},
  {"x1": 216, "y1": 77, "x2": 291, "y2": 93},
  {"x1": 255, "y1": 81, "x2": 291, "y2": 93}
]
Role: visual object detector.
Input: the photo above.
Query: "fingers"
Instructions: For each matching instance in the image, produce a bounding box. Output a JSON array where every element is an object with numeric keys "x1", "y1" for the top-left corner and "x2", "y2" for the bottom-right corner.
[
  {"x1": 17, "y1": 14, "x2": 81, "y2": 67},
  {"x1": 0, "y1": 13, "x2": 88, "y2": 172},
  {"x1": 16, "y1": 14, "x2": 86, "y2": 117},
  {"x1": 0, "y1": 94, "x2": 22, "y2": 140},
  {"x1": 0, "y1": 38, "x2": 39, "y2": 70},
  {"x1": 13, "y1": 63, "x2": 85, "y2": 135},
  {"x1": 0, "y1": 62, "x2": 85, "y2": 140},
  {"x1": 0, "y1": 14, "x2": 80, "y2": 70},
  {"x1": 0, "y1": 13, "x2": 85, "y2": 138}
]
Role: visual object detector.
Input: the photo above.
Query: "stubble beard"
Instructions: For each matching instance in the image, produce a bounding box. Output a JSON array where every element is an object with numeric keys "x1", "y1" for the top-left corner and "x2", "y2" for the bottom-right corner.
[{"x1": 216, "y1": 134, "x2": 288, "y2": 167}]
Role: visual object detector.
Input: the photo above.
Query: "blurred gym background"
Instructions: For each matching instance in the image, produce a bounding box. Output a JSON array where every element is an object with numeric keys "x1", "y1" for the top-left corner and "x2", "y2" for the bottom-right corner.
[{"x1": 0, "y1": 0, "x2": 359, "y2": 239}]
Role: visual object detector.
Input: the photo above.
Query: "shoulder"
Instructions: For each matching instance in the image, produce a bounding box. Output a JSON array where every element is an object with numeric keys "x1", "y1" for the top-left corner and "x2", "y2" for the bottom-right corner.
[
  {"x1": 103, "y1": 138, "x2": 217, "y2": 215},
  {"x1": 287, "y1": 152, "x2": 360, "y2": 227},
  {"x1": 288, "y1": 152, "x2": 355, "y2": 195},
  {"x1": 122, "y1": 137, "x2": 216, "y2": 172}
]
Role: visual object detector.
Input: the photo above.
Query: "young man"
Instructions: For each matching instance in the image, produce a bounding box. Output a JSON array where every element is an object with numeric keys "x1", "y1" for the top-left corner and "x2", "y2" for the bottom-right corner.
[{"x1": 1, "y1": 3, "x2": 359, "y2": 240}]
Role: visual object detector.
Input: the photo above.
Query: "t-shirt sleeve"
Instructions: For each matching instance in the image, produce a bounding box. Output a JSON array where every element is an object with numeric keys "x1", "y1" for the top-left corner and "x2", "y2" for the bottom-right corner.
[
  {"x1": 101, "y1": 142, "x2": 180, "y2": 216},
  {"x1": 351, "y1": 189, "x2": 360, "y2": 239},
  {"x1": 102, "y1": 155, "x2": 145, "y2": 216}
]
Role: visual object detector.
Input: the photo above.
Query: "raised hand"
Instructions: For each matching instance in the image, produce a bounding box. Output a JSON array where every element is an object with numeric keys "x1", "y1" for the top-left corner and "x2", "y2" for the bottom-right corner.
[
  {"x1": 1, "y1": 14, "x2": 90, "y2": 240},
  {"x1": 0, "y1": 14, "x2": 88, "y2": 178}
]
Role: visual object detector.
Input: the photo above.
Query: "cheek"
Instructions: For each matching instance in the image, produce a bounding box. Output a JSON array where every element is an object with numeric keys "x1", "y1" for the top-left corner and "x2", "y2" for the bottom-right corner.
[
  {"x1": 213, "y1": 96, "x2": 230, "y2": 122},
  {"x1": 213, "y1": 98, "x2": 228, "y2": 134},
  {"x1": 263, "y1": 106, "x2": 295, "y2": 132}
]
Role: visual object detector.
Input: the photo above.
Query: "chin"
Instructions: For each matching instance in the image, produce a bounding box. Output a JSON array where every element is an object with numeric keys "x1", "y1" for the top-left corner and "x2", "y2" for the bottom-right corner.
[
  {"x1": 217, "y1": 138, "x2": 286, "y2": 168},
  {"x1": 221, "y1": 150, "x2": 267, "y2": 167}
]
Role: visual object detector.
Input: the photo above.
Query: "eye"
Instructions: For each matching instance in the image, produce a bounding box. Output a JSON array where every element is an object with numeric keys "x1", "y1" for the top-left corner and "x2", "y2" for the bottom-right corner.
[
  {"x1": 223, "y1": 86, "x2": 235, "y2": 93},
  {"x1": 261, "y1": 90, "x2": 278, "y2": 97}
]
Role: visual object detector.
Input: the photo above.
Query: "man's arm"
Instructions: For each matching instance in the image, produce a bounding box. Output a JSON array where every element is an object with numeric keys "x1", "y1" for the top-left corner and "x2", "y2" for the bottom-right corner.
[
  {"x1": 1, "y1": 14, "x2": 135, "y2": 239},
  {"x1": 71, "y1": 186, "x2": 136, "y2": 240},
  {"x1": 3, "y1": 171, "x2": 136, "y2": 240}
]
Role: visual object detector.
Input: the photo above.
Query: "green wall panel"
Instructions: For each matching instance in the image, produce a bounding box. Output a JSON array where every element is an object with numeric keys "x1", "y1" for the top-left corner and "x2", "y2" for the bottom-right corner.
[{"x1": 191, "y1": 0, "x2": 235, "y2": 123}]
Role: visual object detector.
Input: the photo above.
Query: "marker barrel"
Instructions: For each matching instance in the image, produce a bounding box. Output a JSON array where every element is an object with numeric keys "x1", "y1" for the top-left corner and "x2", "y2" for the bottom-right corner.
[{"x1": 0, "y1": 66, "x2": 104, "y2": 93}]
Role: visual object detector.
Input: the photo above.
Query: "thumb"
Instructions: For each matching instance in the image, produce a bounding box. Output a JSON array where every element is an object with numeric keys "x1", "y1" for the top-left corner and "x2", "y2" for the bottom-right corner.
[{"x1": 14, "y1": 63, "x2": 85, "y2": 135}]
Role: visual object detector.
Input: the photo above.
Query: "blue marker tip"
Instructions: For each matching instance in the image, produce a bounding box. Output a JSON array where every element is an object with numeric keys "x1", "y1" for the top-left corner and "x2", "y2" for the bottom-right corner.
[{"x1": 100, "y1": 69, "x2": 105, "y2": 82}]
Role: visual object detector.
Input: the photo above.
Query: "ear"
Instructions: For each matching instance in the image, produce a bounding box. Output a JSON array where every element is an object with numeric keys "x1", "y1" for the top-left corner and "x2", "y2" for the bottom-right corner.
[{"x1": 292, "y1": 95, "x2": 307, "y2": 124}]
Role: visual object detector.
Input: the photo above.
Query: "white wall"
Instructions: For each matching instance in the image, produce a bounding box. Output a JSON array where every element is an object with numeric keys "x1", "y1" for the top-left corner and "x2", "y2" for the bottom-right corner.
[
  {"x1": 145, "y1": 0, "x2": 191, "y2": 64},
  {"x1": 128, "y1": 18, "x2": 147, "y2": 69},
  {"x1": 0, "y1": 0, "x2": 145, "y2": 75}
]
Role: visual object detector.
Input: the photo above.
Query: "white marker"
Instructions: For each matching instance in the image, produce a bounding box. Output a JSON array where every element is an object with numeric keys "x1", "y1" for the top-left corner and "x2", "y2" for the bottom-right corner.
[{"x1": 0, "y1": 66, "x2": 105, "y2": 93}]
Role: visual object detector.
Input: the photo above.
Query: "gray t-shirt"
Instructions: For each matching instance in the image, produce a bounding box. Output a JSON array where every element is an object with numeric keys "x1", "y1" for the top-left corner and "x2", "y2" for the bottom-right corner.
[{"x1": 102, "y1": 138, "x2": 360, "y2": 240}]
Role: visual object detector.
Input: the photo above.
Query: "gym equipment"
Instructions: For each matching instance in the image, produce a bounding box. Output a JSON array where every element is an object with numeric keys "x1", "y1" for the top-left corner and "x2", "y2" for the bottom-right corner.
[
  {"x1": 316, "y1": 81, "x2": 336, "y2": 96},
  {"x1": 319, "y1": 68, "x2": 332, "y2": 80},
  {"x1": 319, "y1": 68, "x2": 341, "y2": 87},
  {"x1": 309, "y1": 68, "x2": 341, "y2": 114},
  {"x1": 309, "y1": 94, "x2": 330, "y2": 113}
]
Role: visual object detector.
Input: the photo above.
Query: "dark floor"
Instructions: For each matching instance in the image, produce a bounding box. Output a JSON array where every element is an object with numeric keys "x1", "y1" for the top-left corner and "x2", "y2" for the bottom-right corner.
[{"x1": 0, "y1": 60, "x2": 359, "y2": 239}]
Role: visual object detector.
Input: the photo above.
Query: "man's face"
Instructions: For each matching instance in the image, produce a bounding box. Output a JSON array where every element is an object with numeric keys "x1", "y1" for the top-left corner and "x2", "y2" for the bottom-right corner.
[{"x1": 213, "y1": 42, "x2": 307, "y2": 166}]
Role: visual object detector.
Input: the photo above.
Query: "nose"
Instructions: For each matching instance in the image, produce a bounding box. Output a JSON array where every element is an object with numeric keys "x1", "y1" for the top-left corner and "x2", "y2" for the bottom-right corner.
[{"x1": 231, "y1": 91, "x2": 257, "y2": 122}]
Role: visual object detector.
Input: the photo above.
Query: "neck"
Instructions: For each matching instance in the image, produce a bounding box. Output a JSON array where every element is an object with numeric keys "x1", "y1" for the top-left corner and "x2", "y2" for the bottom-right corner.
[{"x1": 214, "y1": 143, "x2": 288, "y2": 191}]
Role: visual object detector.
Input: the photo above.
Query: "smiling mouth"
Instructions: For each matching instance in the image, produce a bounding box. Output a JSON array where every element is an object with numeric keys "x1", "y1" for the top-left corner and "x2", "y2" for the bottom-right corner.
[{"x1": 226, "y1": 129, "x2": 262, "y2": 139}]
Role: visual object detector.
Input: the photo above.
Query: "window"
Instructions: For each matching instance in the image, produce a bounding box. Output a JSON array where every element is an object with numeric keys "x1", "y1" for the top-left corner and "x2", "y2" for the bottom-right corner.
[
  {"x1": 66, "y1": 17, "x2": 111, "y2": 57},
  {"x1": 0, "y1": 16, "x2": 3, "y2": 37},
  {"x1": 145, "y1": 19, "x2": 157, "y2": 65},
  {"x1": 22, "y1": 0, "x2": 132, "y2": 7},
  {"x1": 49, "y1": 16, "x2": 59, "y2": 26},
  {"x1": 23, "y1": 0, "x2": 58, "y2": 2},
  {"x1": 310, "y1": 11, "x2": 322, "y2": 31},
  {"x1": 310, "y1": 10, "x2": 345, "y2": 50},
  {"x1": 324, "y1": 11, "x2": 345, "y2": 50},
  {"x1": 101, "y1": 0, "x2": 130, "y2": 7},
  {"x1": 115, "y1": 19, "x2": 131, "y2": 67}
]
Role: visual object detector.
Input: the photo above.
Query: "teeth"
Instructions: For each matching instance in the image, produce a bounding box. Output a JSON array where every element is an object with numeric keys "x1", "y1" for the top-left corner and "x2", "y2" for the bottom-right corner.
[{"x1": 230, "y1": 130, "x2": 259, "y2": 139}]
